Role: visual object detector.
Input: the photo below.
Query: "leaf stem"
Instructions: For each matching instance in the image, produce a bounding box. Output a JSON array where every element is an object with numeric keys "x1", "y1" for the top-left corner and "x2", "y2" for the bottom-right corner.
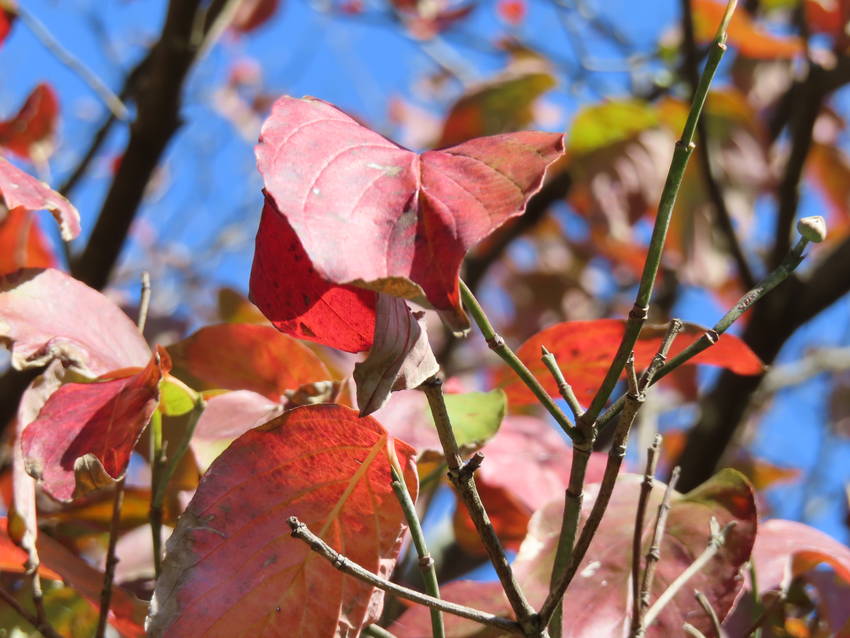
[
  {"x1": 459, "y1": 280, "x2": 575, "y2": 438},
  {"x1": 694, "y1": 590, "x2": 723, "y2": 636},
  {"x1": 420, "y1": 377, "x2": 543, "y2": 636},
  {"x1": 390, "y1": 465, "x2": 445, "y2": 638},
  {"x1": 580, "y1": 0, "x2": 736, "y2": 426},
  {"x1": 96, "y1": 477, "x2": 124, "y2": 638},
  {"x1": 641, "y1": 519, "x2": 736, "y2": 630},
  {"x1": 287, "y1": 517, "x2": 524, "y2": 635},
  {"x1": 597, "y1": 236, "x2": 810, "y2": 433},
  {"x1": 363, "y1": 626, "x2": 399, "y2": 638}
]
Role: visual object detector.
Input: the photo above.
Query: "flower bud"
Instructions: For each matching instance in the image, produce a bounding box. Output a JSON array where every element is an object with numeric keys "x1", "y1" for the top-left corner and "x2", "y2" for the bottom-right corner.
[{"x1": 797, "y1": 215, "x2": 827, "y2": 243}]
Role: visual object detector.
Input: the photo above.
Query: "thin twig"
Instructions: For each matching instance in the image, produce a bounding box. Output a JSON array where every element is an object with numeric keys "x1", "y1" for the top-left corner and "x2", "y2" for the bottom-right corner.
[
  {"x1": 541, "y1": 346, "x2": 585, "y2": 419},
  {"x1": 10, "y1": 4, "x2": 129, "y2": 120},
  {"x1": 680, "y1": 0, "x2": 756, "y2": 289},
  {"x1": 541, "y1": 354, "x2": 645, "y2": 631},
  {"x1": 596, "y1": 235, "x2": 812, "y2": 434},
  {"x1": 683, "y1": 623, "x2": 708, "y2": 638},
  {"x1": 420, "y1": 377, "x2": 542, "y2": 636},
  {"x1": 28, "y1": 571, "x2": 51, "y2": 638},
  {"x1": 0, "y1": 584, "x2": 62, "y2": 638},
  {"x1": 459, "y1": 280, "x2": 575, "y2": 439},
  {"x1": 149, "y1": 409, "x2": 165, "y2": 578},
  {"x1": 287, "y1": 517, "x2": 524, "y2": 635},
  {"x1": 639, "y1": 319, "x2": 684, "y2": 390},
  {"x1": 580, "y1": 0, "x2": 737, "y2": 427},
  {"x1": 642, "y1": 519, "x2": 736, "y2": 629},
  {"x1": 95, "y1": 477, "x2": 124, "y2": 638},
  {"x1": 694, "y1": 590, "x2": 723, "y2": 637},
  {"x1": 631, "y1": 434, "x2": 662, "y2": 634},
  {"x1": 390, "y1": 465, "x2": 445, "y2": 638},
  {"x1": 638, "y1": 466, "x2": 682, "y2": 624},
  {"x1": 363, "y1": 625, "x2": 399, "y2": 638},
  {"x1": 137, "y1": 272, "x2": 152, "y2": 334}
]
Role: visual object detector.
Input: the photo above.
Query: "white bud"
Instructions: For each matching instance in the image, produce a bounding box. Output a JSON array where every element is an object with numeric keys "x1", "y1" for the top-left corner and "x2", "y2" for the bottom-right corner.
[{"x1": 797, "y1": 215, "x2": 827, "y2": 243}]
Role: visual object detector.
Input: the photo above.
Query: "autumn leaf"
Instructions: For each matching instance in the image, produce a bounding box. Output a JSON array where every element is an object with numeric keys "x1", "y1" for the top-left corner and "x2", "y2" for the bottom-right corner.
[
  {"x1": 0, "y1": 208, "x2": 56, "y2": 274},
  {"x1": 148, "y1": 404, "x2": 417, "y2": 637},
  {"x1": 0, "y1": 5, "x2": 14, "y2": 47},
  {"x1": 354, "y1": 293, "x2": 438, "y2": 415},
  {"x1": 21, "y1": 350, "x2": 167, "y2": 501},
  {"x1": 500, "y1": 319, "x2": 764, "y2": 406},
  {"x1": 0, "y1": 159, "x2": 80, "y2": 241},
  {"x1": 0, "y1": 83, "x2": 59, "y2": 162},
  {"x1": 252, "y1": 96, "x2": 564, "y2": 342},
  {"x1": 167, "y1": 322, "x2": 331, "y2": 400},
  {"x1": 693, "y1": 0, "x2": 803, "y2": 58}
]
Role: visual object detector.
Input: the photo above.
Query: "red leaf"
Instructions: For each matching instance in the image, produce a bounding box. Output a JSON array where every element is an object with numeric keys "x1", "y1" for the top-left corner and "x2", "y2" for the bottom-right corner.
[
  {"x1": 0, "y1": 209, "x2": 57, "y2": 275},
  {"x1": 230, "y1": 0, "x2": 281, "y2": 33},
  {"x1": 250, "y1": 195, "x2": 378, "y2": 352},
  {"x1": 497, "y1": 0, "x2": 526, "y2": 25},
  {"x1": 0, "y1": 268, "x2": 151, "y2": 375},
  {"x1": 0, "y1": 8, "x2": 15, "y2": 48},
  {"x1": 21, "y1": 351, "x2": 166, "y2": 502},
  {"x1": 0, "y1": 83, "x2": 59, "y2": 162},
  {"x1": 148, "y1": 404, "x2": 417, "y2": 637},
  {"x1": 253, "y1": 96, "x2": 563, "y2": 332},
  {"x1": 0, "y1": 158, "x2": 80, "y2": 241},
  {"x1": 167, "y1": 322, "x2": 331, "y2": 400},
  {"x1": 193, "y1": 389, "x2": 283, "y2": 441},
  {"x1": 750, "y1": 519, "x2": 850, "y2": 591},
  {"x1": 354, "y1": 294, "x2": 438, "y2": 415},
  {"x1": 500, "y1": 319, "x2": 764, "y2": 406}
]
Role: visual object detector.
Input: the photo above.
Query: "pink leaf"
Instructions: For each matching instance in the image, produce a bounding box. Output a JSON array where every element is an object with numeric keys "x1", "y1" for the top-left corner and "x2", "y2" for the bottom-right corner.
[
  {"x1": 253, "y1": 96, "x2": 563, "y2": 333},
  {"x1": 148, "y1": 404, "x2": 417, "y2": 637},
  {"x1": 0, "y1": 268, "x2": 150, "y2": 375},
  {"x1": 0, "y1": 158, "x2": 80, "y2": 241}
]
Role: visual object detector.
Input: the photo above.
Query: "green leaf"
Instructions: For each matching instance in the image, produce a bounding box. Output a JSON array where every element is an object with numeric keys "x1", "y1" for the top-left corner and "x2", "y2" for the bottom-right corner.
[
  {"x1": 434, "y1": 389, "x2": 506, "y2": 449},
  {"x1": 158, "y1": 377, "x2": 197, "y2": 416},
  {"x1": 568, "y1": 99, "x2": 659, "y2": 155}
]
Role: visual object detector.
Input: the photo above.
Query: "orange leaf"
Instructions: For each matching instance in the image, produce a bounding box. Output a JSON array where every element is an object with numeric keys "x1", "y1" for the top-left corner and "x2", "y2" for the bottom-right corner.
[{"x1": 693, "y1": 0, "x2": 803, "y2": 59}]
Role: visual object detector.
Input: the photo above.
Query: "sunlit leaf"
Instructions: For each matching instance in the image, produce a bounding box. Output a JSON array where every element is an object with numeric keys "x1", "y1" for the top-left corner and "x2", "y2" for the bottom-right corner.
[
  {"x1": 0, "y1": 83, "x2": 59, "y2": 162},
  {"x1": 500, "y1": 319, "x2": 764, "y2": 406},
  {"x1": 0, "y1": 208, "x2": 57, "y2": 274},
  {"x1": 149, "y1": 404, "x2": 417, "y2": 637},
  {"x1": 252, "y1": 96, "x2": 563, "y2": 341},
  {"x1": 0, "y1": 160, "x2": 80, "y2": 241}
]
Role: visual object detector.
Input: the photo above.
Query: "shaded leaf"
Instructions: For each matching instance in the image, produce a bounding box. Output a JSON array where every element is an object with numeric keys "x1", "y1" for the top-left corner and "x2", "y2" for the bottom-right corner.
[
  {"x1": 0, "y1": 83, "x2": 59, "y2": 162},
  {"x1": 437, "y1": 68, "x2": 556, "y2": 147},
  {"x1": 192, "y1": 389, "x2": 284, "y2": 441},
  {"x1": 250, "y1": 194, "x2": 378, "y2": 353},
  {"x1": 693, "y1": 0, "x2": 803, "y2": 58},
  {"x1": 750, "y1": 519, "x2": 850, "y2": 591},
  {"x1": 393, "y1": 470, "x2": 756, "y2": 638},
  {"x1": 167, "y1": 322, "x2": 330, "y2": 400},
  {"x1": 500, "y1": 319, "x2": 764, "y2": 406},
  {"x1": 0, "y1": 159, "x2": 80, "y2": 241},
  {"x1": 0, "y1": 208, "x2": 57, "y2": 274},
  {"x1": 148, "y1": 404, "x2": 417, "y2": 637},
  {"x1": 0, "y1": 268, "x2": 149, "y2": 374},
  {"x1": 354, "y1": 294, "x2": 438, "y2": 415},
  {"x1": 253, "y1": 96, "x2": 563, "y2": 335},
  {"x1": 21, "y1": 351, "x2": 166, "y2": 501}
]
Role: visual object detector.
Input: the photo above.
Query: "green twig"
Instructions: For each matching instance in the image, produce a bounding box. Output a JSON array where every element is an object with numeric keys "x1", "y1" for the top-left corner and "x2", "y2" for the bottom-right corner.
[
  {"x1": 288, "y1": 517, "x2": 524, "y2": 635},
  {"x1": 542, "y1": 354, "x2": 645, "y2": 632},
  {"x1": 596, "y1": 235, "x2": 811, "y2": 433},
  {"x1": 541, "y1": 346, "x2": 585, "y2": 419},
  {"x1": 580, "y1": 0, "x2": 737, "y2": 427},
  {"x1": 390, "y1": 465, "x2": 445, "y2": 638},
  {"x1": 459, "y1": 280, "x2": 576, "y2": 439},
  {"x1": 363, "y1": 626, "x2": 398, "y2": 638}
]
